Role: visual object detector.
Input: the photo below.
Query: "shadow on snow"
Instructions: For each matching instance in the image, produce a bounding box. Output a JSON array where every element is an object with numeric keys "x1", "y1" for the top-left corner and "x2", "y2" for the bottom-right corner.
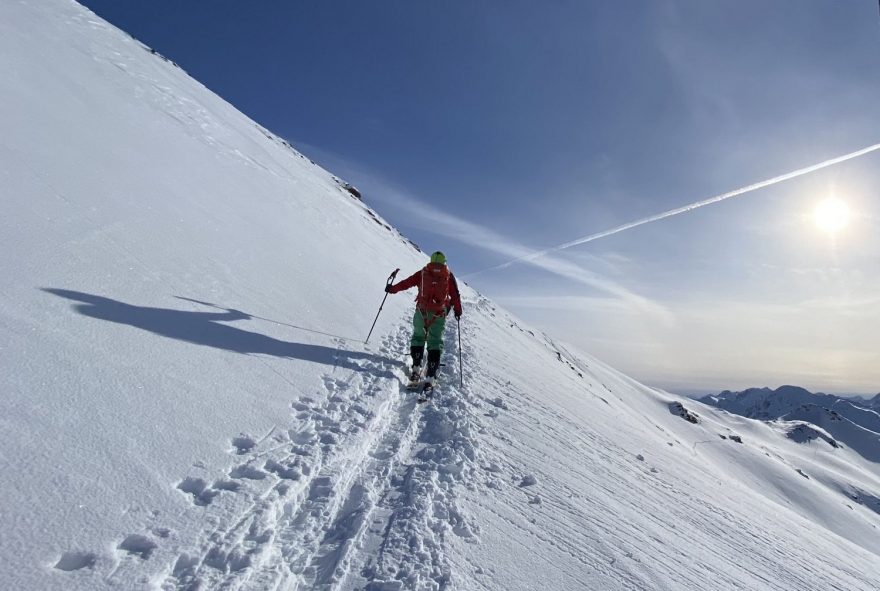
[{"x1": 43, "y1": 288, "x2": 395, "y2": 374}]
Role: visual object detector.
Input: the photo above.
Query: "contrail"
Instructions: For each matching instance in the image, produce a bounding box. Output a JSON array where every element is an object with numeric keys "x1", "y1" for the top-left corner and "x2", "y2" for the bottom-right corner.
[{"x1": 467, "y1": 142, "x2": 880, "y2": 276}]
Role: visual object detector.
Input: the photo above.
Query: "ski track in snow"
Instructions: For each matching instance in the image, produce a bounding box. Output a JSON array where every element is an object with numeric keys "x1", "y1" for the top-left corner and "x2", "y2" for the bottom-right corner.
[{"x1": 98, "y1": 318, "x2": 483, "y2": 591}]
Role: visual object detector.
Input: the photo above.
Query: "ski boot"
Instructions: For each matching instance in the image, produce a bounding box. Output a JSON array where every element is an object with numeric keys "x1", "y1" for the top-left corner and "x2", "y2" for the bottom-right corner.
[
  {"x1": 425, "y1": 349, "x2": 441, "y2": 380},
  {"x1": 419, "y1": 349, "x2": 442, "y2": 402},
  {"x1": 407, "y1": 345, "x2": 424, "y2": 390}
]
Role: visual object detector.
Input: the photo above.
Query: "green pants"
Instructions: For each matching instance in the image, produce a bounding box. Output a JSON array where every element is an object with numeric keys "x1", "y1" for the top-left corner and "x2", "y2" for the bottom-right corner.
[{"x1": 411, "y1": 308, "x2": 446, "y2": 351}]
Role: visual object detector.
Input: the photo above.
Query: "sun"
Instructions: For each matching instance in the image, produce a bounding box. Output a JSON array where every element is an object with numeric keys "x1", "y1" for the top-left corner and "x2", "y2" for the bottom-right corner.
[{"x1": 812, "y1": 197, "x2": 851, "y2": 234}]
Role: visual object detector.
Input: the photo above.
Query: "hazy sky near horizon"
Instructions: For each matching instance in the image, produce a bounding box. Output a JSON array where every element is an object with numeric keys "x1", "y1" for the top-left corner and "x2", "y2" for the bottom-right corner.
[{"x1": 79, "y1": 0, "x2": 880, "y2": 394}]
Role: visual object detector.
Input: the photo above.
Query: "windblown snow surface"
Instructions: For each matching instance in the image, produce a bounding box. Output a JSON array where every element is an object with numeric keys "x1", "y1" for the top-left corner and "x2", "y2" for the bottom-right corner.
[{"x1": 2, "y1": 2, "x2": 879, "y2": 590}]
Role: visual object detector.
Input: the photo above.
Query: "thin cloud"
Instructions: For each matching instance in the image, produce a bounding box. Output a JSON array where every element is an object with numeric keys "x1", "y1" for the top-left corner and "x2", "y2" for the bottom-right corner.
[
  {"x1": 495, "y1": 294, "x2": 641, "y2": 312},
  {"x1": 468, "y1": 143, "x2": 880, "y2": 276},
  {"x1": 373, "y1": 178, "x2": 671, "y2": 320},
  {"x1": 297, "y1": 142, "x2": 673, "y2": 322}
]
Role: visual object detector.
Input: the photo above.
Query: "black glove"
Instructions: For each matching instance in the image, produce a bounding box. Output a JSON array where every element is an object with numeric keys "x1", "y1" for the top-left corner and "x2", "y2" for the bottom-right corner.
[
  {"x1": 385, "y1": 284, "x2": 393, "y2": 293},
  {"x1": 455, "y1": 311, "x2": 462, "y2": 320}
]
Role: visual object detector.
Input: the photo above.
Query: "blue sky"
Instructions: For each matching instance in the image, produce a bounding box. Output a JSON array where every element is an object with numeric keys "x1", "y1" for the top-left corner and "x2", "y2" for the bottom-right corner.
[{"x1": 79, "y1": 0, "x2": 880, "y2": 395}]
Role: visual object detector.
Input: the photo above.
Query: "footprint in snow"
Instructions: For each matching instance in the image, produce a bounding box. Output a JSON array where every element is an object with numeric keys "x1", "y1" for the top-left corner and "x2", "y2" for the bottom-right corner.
[
  {"x1": 177, "y1": 477, "x2": 239, "y2": 506},
  {"x1": 177, "y1": 477, "x2": 220, "y2": 506},
  {"x1": 213, "y1": 479, "x2": 241, "y2": 492},
  {"x1": 229, "y1": 463, "x2": 267, "y2": 480},
  {"x1": 117, "y1": 534, "x2": 157, "y2": 560},
  {"x1": 308, "y1": 476, "x2": 334, "y2": 501},
  {"x1": 54, "y1": 551, "x2": 98, "y2": 571},
  {"x1": 291, "y1": 400, "x2": 311, "y2": 412},
  {"x1": 488, "y1": 397, "x2": 509, "y2": 410},
  {"x1": 519, "y1": 474, "x2": 538, "y2": 487},
  {"x1": 231, "y1": 435, "x2": 256, "y2": 455},
  {"x1": 291, "y1": 396, "x2": 317, "y2": 413},
  {"x1": 322, "y1": 376, "x2": 346, "y2": 392},
  {"x1": 320, "y1": 432, "x2": 339, "y2": 445},
  {"x1": 326, "y1": 394, "x2": 347, "y2": 411},
  {"x1": 264, "y1": 458, "x2": 300, "y2": 480}
]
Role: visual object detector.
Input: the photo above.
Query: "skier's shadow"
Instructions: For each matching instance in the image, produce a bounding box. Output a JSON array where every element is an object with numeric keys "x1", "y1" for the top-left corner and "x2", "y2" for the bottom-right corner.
[{"x1": 43, "y1": 288, "x2": 395, "y2": 374}]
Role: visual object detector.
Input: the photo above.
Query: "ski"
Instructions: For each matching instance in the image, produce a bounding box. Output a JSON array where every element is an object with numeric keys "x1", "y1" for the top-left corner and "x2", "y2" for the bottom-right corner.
[
  {"x1": 417, "y1": 381, "x2": 435, "y2": 404},
  {"x1": 403, "y1": 359, "x2": 445, "y2": 402},
  {"x1": 405, "y1": 363, "x2": 425, "y2": 391},
  {"x1": 404, "y1": 362, "x2": 444, "y2": 392},
  {"x1": 417, "y1": 374, "x2": 443, "y2": 403}
]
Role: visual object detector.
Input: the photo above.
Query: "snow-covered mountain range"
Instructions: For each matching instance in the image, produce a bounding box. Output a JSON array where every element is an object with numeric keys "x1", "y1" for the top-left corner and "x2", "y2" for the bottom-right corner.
[
  {"x1": 701, "y1": 385, "x2": 880, "y2": 422},
  {"x1": 2, "y1": 1, "x2": 879, "y2": 590},
  {"x1": 701, "y1": 385, "x2": 880, "y2": 466}
]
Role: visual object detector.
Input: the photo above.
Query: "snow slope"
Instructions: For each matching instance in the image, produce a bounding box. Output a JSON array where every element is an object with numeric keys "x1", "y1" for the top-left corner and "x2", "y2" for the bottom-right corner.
[{"x1": 2, "y1": 1, "x2": 880, "y2": 590}]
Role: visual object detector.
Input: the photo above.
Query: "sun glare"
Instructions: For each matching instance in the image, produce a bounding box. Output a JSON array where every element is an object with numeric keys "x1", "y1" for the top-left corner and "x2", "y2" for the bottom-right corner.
[{"x1": 812, "y1": 197, "x2": 851, "y2": 234}]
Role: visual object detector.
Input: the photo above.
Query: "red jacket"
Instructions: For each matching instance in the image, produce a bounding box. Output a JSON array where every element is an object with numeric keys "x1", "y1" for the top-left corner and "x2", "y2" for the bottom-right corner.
[{"x1": 389, "y1": 263, "x2": 463, "y2": 316}]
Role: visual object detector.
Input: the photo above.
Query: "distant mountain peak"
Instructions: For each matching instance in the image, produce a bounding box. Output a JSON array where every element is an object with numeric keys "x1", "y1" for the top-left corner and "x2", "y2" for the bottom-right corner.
[
  {"x1": 702, "y1": 385, "x2": 880, "y2": 464},
  {"x1": 774, "y1": 385, "x2": 814, "y2": 397}
]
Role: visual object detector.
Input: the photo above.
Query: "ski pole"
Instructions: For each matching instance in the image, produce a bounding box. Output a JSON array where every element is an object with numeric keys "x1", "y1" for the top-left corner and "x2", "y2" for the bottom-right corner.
[
  {"x1": 365, "y1": 268, "x2": 399, "y2": 344},
  {"x1": 457, "y1": 316, "x2": 464, "y2": 388}
]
